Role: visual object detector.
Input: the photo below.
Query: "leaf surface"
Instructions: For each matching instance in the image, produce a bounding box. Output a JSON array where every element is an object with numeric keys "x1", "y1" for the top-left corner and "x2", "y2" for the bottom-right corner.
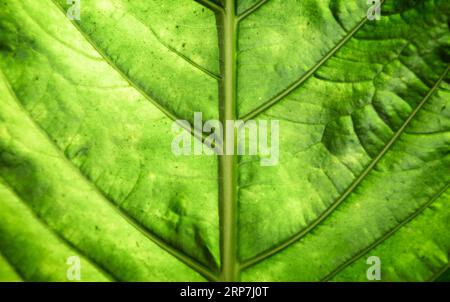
[{"x1": 0, "y1": 0, "x2": 449, "y2": 281}]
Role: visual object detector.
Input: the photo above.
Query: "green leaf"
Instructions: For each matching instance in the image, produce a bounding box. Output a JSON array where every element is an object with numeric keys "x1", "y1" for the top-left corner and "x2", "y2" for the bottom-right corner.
[{"x1": 0, "y1": 0, "x2": 449, "y2": 281}]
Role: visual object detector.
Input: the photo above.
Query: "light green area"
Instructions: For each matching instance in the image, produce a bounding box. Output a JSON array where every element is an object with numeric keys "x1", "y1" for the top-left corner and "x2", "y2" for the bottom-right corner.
[
  {"x1": 237, "y1": 0, "x2": 369, "y2": 117},
  {"x1": 0, "y1": 72, "x2": 206, "y2": 281},
  {"x1": 0, "y1": 180, "x2": 109, "y2": 282},
  {"x1": 332, "y1": 189, "x2": 450, "y2": 282},
  {"x1": 55, "y1": 0, "x2": 220, "y2": 122},
  {"x1": 0, "y1": 0, "x2": 449, "y2": 282},
  {"x1": 238, "y1": 0, "x2": 450, "y2": 262},
  {"x1": 241, "y1": 75, "x2": 450, "y2": 280},
  {"x1": 0, "y1": 0, "x2": 218, "y2": 279}
]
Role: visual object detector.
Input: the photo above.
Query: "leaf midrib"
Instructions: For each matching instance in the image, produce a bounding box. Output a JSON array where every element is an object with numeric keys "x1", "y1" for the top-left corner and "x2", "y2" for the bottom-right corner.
[
  {"x1": 212, "y1": 0, "x2": 374, "y2": 281},
  {"x1": 48, "y1": 0, "x2": 381, "y2": 281},
  {"x1": 21, "y1": 0, "x2": 446, "y2": 282},
  {"x1": 217, "y1": 0, "x2": 239, "y2": 282}
]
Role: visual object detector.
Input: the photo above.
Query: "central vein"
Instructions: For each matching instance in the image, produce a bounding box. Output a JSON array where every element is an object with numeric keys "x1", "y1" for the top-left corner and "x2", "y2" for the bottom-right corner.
[{"x1": 218, "y1": 0, "x2": 239, "y2": 281}]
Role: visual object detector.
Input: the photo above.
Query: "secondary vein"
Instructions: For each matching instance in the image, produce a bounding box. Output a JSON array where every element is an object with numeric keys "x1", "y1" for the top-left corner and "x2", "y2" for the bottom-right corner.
[
  {"x1": 49, "y1": 0, "x2": 210, "y2": 146},
  {"x1": 241, "y1": 64, "x2": 450, "y2": 270},
  {"x1": 0, "y1": 176, "x2": 116, "y2": 281},
  {"x1": 237, "y1": 0, "x2": 270, "y2": 22},
  {"x1": 322, "y1": 183, "x2": 450, "y2": 281},
  {"x1": 0, "y1": 69, "x2": 219, "y2": 282},
  {"x1": 240, "y1": 0, "x2": 386, "y2": 121}
]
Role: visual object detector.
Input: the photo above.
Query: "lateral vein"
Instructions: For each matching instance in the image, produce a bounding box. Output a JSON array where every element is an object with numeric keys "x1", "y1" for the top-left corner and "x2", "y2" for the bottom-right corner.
[
  {"x1": 49, "y1": 0, "x2": 210, "y2": 146},
  {"x1": 240, "y1": 64, "x2": 450, "y2": 270},
  {"x1": 194, "y1": 0, "x2": 224, "y2": 13},
  {"x1": 0, "y1": 244, "x2": 26, "y2": 281},
  {"x1": 237, "y1": 0, "x2": 270, "y2": 22},
  {"x1": 240, "y1": 1, "x2": 385, "y2": 121},
  {"x1": 429, "y1": 263, "x2": 450, "y2": 282},
  {"x1": 0, "y1": 176, "x2": 116, "y2": 281},
  {"x1": 322, "y1": 183, "x2": 450, "y2": 281},
  {"x1": 0, "y1": 69, "x2": 219, "y2": 282}
]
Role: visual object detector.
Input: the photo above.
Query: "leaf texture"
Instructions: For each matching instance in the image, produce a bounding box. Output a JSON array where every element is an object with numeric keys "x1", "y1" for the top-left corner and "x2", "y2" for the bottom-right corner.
[{"x1": 0, "y1": 0, "x2": 449, "y2": 281}]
